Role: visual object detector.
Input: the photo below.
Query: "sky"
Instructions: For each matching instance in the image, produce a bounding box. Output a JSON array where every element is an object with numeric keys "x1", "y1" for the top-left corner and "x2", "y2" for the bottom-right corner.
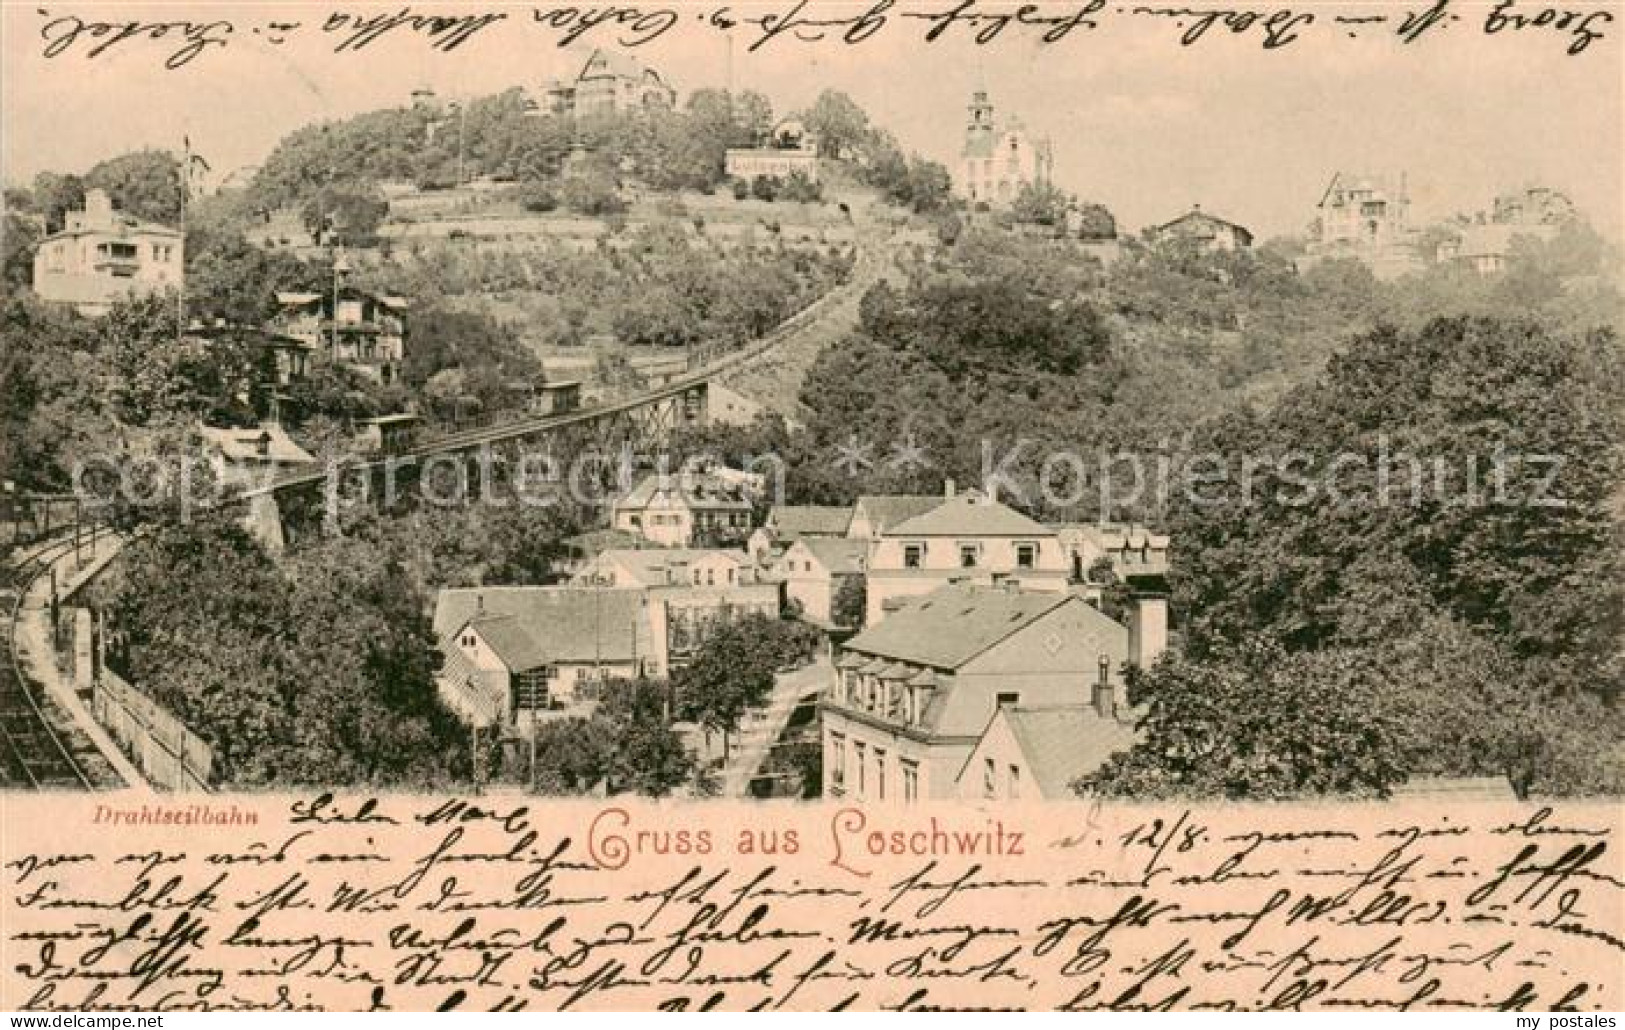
[{"x1": 3, "y1": 1, "x2": 1621, "y2": 240}]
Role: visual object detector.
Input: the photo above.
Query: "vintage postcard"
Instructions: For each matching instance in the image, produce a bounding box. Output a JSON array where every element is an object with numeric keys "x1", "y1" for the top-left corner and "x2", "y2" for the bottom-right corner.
[{"x1": 0, "y1": 0, "x2": 1621, "y2": 1014}]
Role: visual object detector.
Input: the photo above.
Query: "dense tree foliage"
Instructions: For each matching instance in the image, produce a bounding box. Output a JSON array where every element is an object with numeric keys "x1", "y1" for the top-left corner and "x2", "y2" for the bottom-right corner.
[
  {"x1": 674, "y1": 612, "x2": 821, "y2": 753},
  {"x1": 380, "y1": 223, "x2": 849, "y2": 356},
  {"x1": 84, "y1": 150, "x2": 185, "y2": 225},
  {"x1": 530, "y1": 679, "x2": 693, "y2": 796},
  {"x1": 102, "y1": 518, "x2": 470, "y2": 787},
  {"x1": 1086, "y1": 316, "x2": 1624, "y2": 798}
]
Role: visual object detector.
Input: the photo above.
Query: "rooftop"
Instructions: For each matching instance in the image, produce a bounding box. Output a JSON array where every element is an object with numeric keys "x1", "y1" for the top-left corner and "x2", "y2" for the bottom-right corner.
[
  {"x1": 435, "y1": 586, "x2": 653, "y2": 669},
  {"x1": 854, "y1": 494, "x2": 946, "y2": 533},
  {"x1": 885, "y1": 492, "x2": 1055, "y2": 539},
  {"x1": 843, "y1": 583, "x2": 1082, "y2": 669},
  {"x1": 794, "y1": 537, "x2": 868, "y2": 575},
  {"x1": 616, "y1": 472, "x2": 754, "y2": 512},
  {"x1": 996, "y1": 705, "x2": 1139, "y2": 798},
  {"x1": 589, "y1": 548, "x2": 750, "y2": 588},
  {"x1": 768, "y1": 504, "x2": 853, "y2": 538}
]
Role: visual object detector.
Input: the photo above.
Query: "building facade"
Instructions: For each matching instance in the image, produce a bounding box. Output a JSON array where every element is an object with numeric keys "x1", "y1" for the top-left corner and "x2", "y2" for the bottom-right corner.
[
  {"x1": 864, "y1": 489, "x2": 1069, "y2": 624},
  {"x1": 31, "y1": 190, "x2": 184, "y2": 316},
  {"x1": 956, "y1": 90, "x2": 1054, "y2": 208},
  {"x1": 725, "y1": 119, "x2": 822, "y2": 184},
  {"x1": 271, "y1": 286, "x2": 407, "y2": 385},
  {"x1": 821, "y1": 584, "x2": 1132, "y2": 803},
  {"x1": 1304, "y1": 172, "x2": 1424, "y2": 279},
  {"x1": 433, "y1": 587, "x2": 657, "y2": 729},
  {"x1": 778, "y1": 537, "x2": 866, "y2": 627},
  {"x1": 1148, "y1": 206, "x2": 1254, "y2": 252},
  {"x1": 611, "y1": 473, "x2": 755, "y2": 548}
]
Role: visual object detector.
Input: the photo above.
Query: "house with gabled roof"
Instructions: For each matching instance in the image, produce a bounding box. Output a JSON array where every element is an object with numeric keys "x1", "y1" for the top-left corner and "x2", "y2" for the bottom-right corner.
[
  {"x1": 196, "y1": 422, "x2": 316, "y2": 489},
  {"x1": 847, "y1": 493, "x2": 947, "y2": 540},
  {"x1": 748, "y1": 504, "x2": 854, "y2": 560},
  {"x1": 864, "y1": 488, "x2": 1069, "y2": 624},
  {"x1": 270, "y1": 284, "x2": 408, "y2": 385},
  {"x1": 569, "y1": 548, "x2": 780, "y2": 663},
  {"x1": 433, "y1": 587, "x2": 657, "y2": 729},
  {"x1": 955, "y1": 704, "x2": 1138, "y2": 801},
  {"x1": 611, "y1": 472, "x2": 755, "y2": 547},
  {"x1": 779, "y1": 537, "x2": 867, "y2": 627},
  {"x1": 822, "y1": 582, "x2": 1139, "y2": 802},
  {"x1": 1148, "y1": 205, "x2": 1253, "y2": 252}
]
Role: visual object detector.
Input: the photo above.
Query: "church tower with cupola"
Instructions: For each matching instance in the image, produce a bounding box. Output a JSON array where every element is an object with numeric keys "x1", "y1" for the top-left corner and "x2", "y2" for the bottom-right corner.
[{"x1": 956, "y1": 89, "x2": 1053, "y2": 208}]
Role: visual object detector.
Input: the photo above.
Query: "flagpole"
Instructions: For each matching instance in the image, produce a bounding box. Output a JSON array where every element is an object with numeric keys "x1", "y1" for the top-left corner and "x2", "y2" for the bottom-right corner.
[{"x1": 178, "y1": 135, "x2": 187, "y2": 343}]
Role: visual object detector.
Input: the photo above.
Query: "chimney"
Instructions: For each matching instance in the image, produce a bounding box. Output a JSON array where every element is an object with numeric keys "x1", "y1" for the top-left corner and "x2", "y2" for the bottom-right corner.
[
  {"x1": 474, "y1": 593, "x2": 485, "y2": 618},
  {"x1": 1092, "y1": 653, "x2": 1114, "y2": 719},
  {"x1": 84, "y1": 188, "x2": 113, "y2": 221},
  {"x1": 1126, "y1": 593, "x2": 1169, "y2": 670},
  {"x1": 254, "y1": 430, "x2": 272, "y2": 458},
  {"x1": 944, "y1": 478, "x2": 956, "y2": 499}
]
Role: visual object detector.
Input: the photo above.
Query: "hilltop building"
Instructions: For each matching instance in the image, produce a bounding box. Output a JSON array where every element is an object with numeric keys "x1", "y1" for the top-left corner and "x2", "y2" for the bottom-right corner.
[
  {"x1": 537, "y1": 49, "x2": 676, "y2": 117},
  {"x1": 31, "y1": 189, "x2": 184, "y2": 316},
  {"x1": 725, "y1": 119, "x2": 822, "y2": 184},
  {"x1": 1148, "y1": 206, "x2": 1254, "y2": 252},
  {"x1": 822, "y1": 583, "x2": 1158, "y2": 802},
  {"x1": 1303, "y1": 172, "x2": 1424, "y2": 279},
  {"x1": 955, "y1": 90, "x2": 1054, "y2": 208},
  {"x1": 1435, "y1": 185, "x2": 1577, "y2": 276}
]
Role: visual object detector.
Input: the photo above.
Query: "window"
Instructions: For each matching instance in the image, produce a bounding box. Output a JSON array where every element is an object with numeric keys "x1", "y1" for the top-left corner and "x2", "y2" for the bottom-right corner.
[
  {"x1": 513, "y1": 666, "x2": 557, "y2": 713},
  {"x1": 1009, "y1": 764, "x2": 1021, "y2": 799},
  {"x1": 875, "y1": 750, "x2": 886, "y2": 801},
  {"x1": 902, "y1": 760, "x2": 919, "y2": 802},
  {"x1": 903, "y1": 543, "x2": 924, "y2": 569},
  {"x1": 830, "y1": 734, "x2": 845, "y2": 789},
  {"x1": 1016, "y1": 542, "x2": 1037, "y2": 570},
  {"x1": 959, "y1": 543, "x2": 979, "y2": 568},
  {"x1": 983, "y1": 758, "x2": 996, "y2": 798},
  {"x1": 855, "y1": 742, "x2": 867, "y2": 796}
]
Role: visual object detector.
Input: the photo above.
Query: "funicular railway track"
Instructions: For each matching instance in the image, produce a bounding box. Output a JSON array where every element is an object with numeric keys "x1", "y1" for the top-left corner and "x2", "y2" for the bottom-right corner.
[
  {"x1": 242, "y1": 226, "x2": 889, "y2": 500},
  {"x1": 0, "y1": 529, "x2": 116, "y2": 790}
]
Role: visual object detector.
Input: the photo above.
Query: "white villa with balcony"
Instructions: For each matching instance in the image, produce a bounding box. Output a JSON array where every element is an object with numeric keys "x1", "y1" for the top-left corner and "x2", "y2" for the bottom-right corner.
[{"x1": 31, "y1": 189, "x2": 184, "y2": 316}]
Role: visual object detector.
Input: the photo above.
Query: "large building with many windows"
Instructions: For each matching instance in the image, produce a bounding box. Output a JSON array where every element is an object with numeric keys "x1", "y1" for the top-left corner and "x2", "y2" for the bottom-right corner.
[
  {"x1": 863, "y1": 488, "x2": 1069, "y2": 624},
  {"x1": 31, "y1": 189, "x2": 184, "y2": 316},
  {"x1": 822, "y1": 583, "x2": 1136, "y2": 803}
]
